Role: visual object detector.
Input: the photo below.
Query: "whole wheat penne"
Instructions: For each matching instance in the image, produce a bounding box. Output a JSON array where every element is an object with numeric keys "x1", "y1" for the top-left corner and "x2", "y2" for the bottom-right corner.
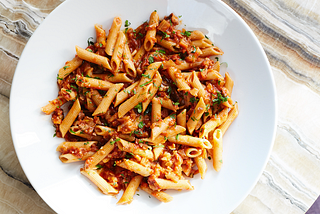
[
  {"x1": 167, "y1": 67, "x2": 190, "y2": 91},
  {"x1": 105, "y1": 16, "x2": 122, "y2": 56},
  {"x1": 123, "y1": 43, "x2": 137, "y2": 77},
  {"x1": 81, "y1": 169, "x2": 118, "y2": 194},
  {"x1": 151, "y1": 97, "x2": 161, "y2": 124},
  {"x1": 114, "y1": 81, "x2": 139, "y2": 107},
  {"x1": 117, "y1": 175, "x2": 143, "y2": 205},
  {"x1": 142, "y1": 71, "x2": 162, "y2": 112},
  {"x1": 58, "y1": 56, "x2": 83, "y2": 80},
  {"x1": 167, "y1": 135, "x2": 212, "y2": 149},
  {"x1": 59, "y1": 98, "x2": 81, "y2": 137},
  {"x1": 111, "y1": 31, "x2": 126, "y2": 73},
  {"x1": 218, "y1": 102, "x2": 239, "y2": 136},
  {"x1": 76, "y1": 75, "x2": 115, "y2": 90},
  {"x1": 190, "y1": 30, "x2": 205, "y2": 40},
  {"x1": 84, "y1": 138, "x2": 115, "y2": 170},
  {"x1": 144, "y1": 11, "x2": 159, "y2": 51},
  {"x1": 117, "y1": 139, "x2": 154, "y2": 160},
  {"x1": 199, "y1": 107, "x2": 229, "y2": 138},
  {"x1": 118, "y1": 84, "x2": 150, "y2": 118},
  {"x1": 41, "y1": 96, "x2": 67, "y2": 115},
  {"x1": 117, "y1": 159, "x2": 153, "y2": 177},
  {"x1": 187, "y1": 97, "x2": 206, "y2": 134},
  {"x1": 211, "y1": 129, "x2": 223, "y2": 172},
  {"x1": 93, "y1": 83, "x2": 123, "y2": 116},
  {"x1": 92, "y1": 73, "x2": 133, "y2": 83},
  {"x1": 200, "y1": 46, "x2": 224, "y2": 57},
  {"x1": 152, "y1": 178, "x2": 193, "y2": 190},
  {"x1": 94, "y1": 24, "x2": 106, "y2": 47},
  {"x1": 140, "y1": 182, "x2": 173, "y2": 203},
  {"x1": 75, "y1": 46, "x2": 111, "y2": 70}
]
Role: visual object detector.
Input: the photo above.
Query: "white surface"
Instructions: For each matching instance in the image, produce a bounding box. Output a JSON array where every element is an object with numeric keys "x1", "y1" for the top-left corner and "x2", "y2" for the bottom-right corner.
[{"x1": 9, "y1": 0, "x2": 277, "y2": 213}]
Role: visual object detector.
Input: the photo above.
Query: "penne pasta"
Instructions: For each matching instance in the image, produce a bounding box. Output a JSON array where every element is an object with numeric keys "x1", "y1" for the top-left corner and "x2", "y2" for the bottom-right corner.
[
  {"x1": 218, "y1": 102, "x2": 239, "y2": 136},
  {"x1": 105, "y1": 16, "x2": 122, "y2": 56},
  {"x1": 81, "y1": 169, "x2": 118, "y2": 194},
  {"x1": 117, "y1": 139, "x2": 154, "y2": 160},
  {"x1": 111, "y1": 31, "x2": 126, "y2": 73},
  {"x1": 92, "y1": 83, "x2": 123, "y2": 116},
  {"x1": 117, "y1": 175, "x2": 143, "y2": 205},
  {"x1": 152, "y1": 178, "x2": 193, "y2": 190},
  {"x1": 114, "y1": 81, "x2": 139, "y2": 107},
  {"x1": 92, "y1": 73, "x2": 133, "y2": 83},
  {"x1": 76, "y1": 75, "x2": 115, "y2": 90},
  {"x1": 199, "y1": 107, "x2": 229, "y2": 139},
  {"x1": 47, "y1": 11, "x2": 238, "y2": 205},
  {"x1": 75, "y1": 46, "x2": 111, "y2": 70},
  {"x1": 118, "y1": 84, "x2": 150, "y2": 118},
  {"x1": 211, "y1": 129, "x2": 223, "y2": 172},
  {"x1": 59, "y1": 98, "x2": 81, "y2": 137},
  {"x1": 84, "y1": 138, "x2": 115, "y2": 170},
  {"x1": 58, "y1": 56, "x2": 83, "y2": 80},
  {"x1": 167, "y1": 67, "x2": 190, "y2": 91},
  {"x1": 187, "y1": 97, "x2": 206, "y2": 134},
  {"x1": 117, "y1": 159, "x2": 153, "y2": 177},
  {"x1": 144, "y1": 11, "x2": 159, "y2": 51},
  {"x1": 167, "y1": 135, "x2": 212, "y2": 149},
  {"x1": 140, "y1": 182, "x2": 173, "y2": 203},
  {"x1": 123, "y1": 43, "x2": 137, "y2": 77},
  {"x1": 41, "y1": 96, "x2": 66, "y2": 115},
  {"x1": 142, "y1": 71, "x2": 162, "y2": 112},
  {"x1": 94, "y1": 24, "x2": 106, "y2": 47}
]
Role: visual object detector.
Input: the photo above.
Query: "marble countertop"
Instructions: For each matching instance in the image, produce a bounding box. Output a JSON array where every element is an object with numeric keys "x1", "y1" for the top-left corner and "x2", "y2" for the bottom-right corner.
[{"x1": 1, "y1": 0, "x2": 320, "y2": 213}]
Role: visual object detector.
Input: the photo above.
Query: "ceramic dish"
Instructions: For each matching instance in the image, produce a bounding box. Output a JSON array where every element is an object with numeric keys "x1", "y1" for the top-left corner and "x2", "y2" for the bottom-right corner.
[{"x1": 10, "y1": 0, "x2": 277, "y2": 213}]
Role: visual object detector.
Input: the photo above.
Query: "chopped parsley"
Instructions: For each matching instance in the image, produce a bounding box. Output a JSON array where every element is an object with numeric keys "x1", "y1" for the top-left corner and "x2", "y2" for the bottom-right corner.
[
  {"x1": 110, "y1": 138, "x2": 120, "y2": 145},
  {"x1": 181, "y1": 31, "x2": 191, "y2": 37},
  {"x1": 148, "y1": 56, "x2": 154, "y2": 64},
  {"x1": 161, "y1": 32, "x2": 170, "y2": 40},
  {"x1": 69, "y1": 129, "x2": 76, "y2": 134},
  {"x1": 125, "y1": 20, "x2": 131, "y2": 27},
  {"x1": 96, "y1": 164, "x2": 103, "y2": 169},
  {"x1": 140, "y1": 80, "x2": 152, "y2": 87},
  {"x1": 175, "y1": 134, "x2": 180, "y2": 140},
  {"x1": 84, "y1": 142, "x2": 89, "y2": 145},
  {"x1": 215, "y1": 57, "x2": 219, "y2": 61},
  {"x1": 70, "y1": 85, "x2": 78, "y2": 90},
  {"x1": 63, "y1": 65, "x2": 70, "y2": 70},
  {"x1": 205, "y1": 35, "x2": 209, "y2": 39},
  {"x1": 138, "y1": 121, "x2": 145, "y2": 129},
  {"x1": 156, "y1": 49, "x2": 166, "y2": 54},
  {"x1": 173, "y1": 101, "x2": 179, "y2": 106},
  {"x1": 189, "y1": 97, "x2": 198, "y2": 103},
  {"x1": 87, "y1": 37, "x2": 94, "y2": 46},
  {"x1": 191, "y1": 116, "x2": 198, "y2": 121},
  {"x1": 191, "y1": 45, "x2": 196, "y2": 53},
  {"x1": 142, "y1": 74, "x2": 151, "y2": 79},
  {"x1": 212, "y1": 92, "x2": 228, "y2": 105},
  {"x1": 99, "y1": 42, "x2": 102, "y2": 47},
  {"x1": 134, "y1": 103, "x2": 143, "y2": 113},
  {"x1": 153, "y1": 145, "x2": 164, "y2": 148},
  {"x1": 169, "y1": 114, "x2": 176, "y2": 119},
  {"x1": 57, "y1": 75, "x2": 63, "y2": 80}
]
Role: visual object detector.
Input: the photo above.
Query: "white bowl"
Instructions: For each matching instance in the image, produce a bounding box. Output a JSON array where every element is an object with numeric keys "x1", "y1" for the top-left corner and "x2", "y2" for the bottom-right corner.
[{"x1": 10, "y1": 0, "x2": 277, "y2": 213}]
